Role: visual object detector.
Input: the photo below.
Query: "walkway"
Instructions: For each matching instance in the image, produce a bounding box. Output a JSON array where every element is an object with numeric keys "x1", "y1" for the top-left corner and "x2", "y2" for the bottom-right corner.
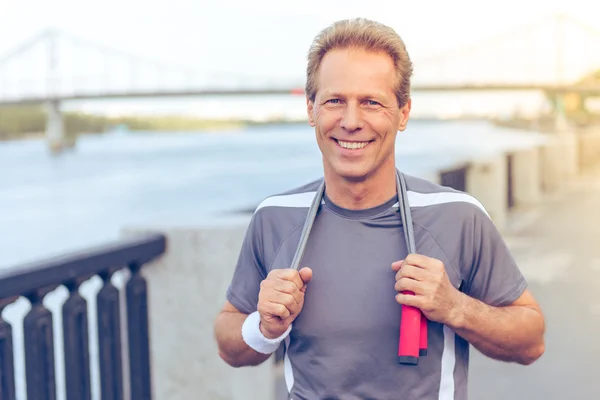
[{"x1": 469, "y1": 163, "x2": 600, "y2": 399}]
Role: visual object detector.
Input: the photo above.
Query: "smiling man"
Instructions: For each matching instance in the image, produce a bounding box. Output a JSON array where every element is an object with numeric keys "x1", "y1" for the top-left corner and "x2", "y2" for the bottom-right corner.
[{"x1": 214, "y1": 18, "x2": 545, "y2": 400}]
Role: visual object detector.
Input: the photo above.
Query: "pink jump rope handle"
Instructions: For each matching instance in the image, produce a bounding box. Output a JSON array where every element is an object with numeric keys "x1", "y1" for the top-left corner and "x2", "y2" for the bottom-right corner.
[
  {"x1": 396, "y1": 172, "x2": 428, "y2": 365},
  {"x1": 397, "y1": 291, "x2": 421, "y2": 365}
]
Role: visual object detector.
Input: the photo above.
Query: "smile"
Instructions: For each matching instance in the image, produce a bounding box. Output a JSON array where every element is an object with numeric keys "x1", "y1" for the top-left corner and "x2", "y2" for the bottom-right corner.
[{"x1": 335, "y1": 139, "x2": 372, "y2": 150}]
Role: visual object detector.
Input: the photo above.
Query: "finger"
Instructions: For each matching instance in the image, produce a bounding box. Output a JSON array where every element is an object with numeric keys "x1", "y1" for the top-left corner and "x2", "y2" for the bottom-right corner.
[
  {"x1": 271, "y1": 291, "x2": 302, "y2": 314},
  {"x1": 394, "y1": 277, "x2": 423, "y2": 295},
  {"x1": 267, "y1": 284, "x2": 303, "y2": 308},
  {"x1": 395, "y1": 264, "x2": 428, "y2": 282},
  {"x1": 405, "y1": 254, "x2": 444, "y2": 271},
  {"x1": 395, "y1": 292, "x2": 422, "y2": 308},
  {"x1": 391, "y1": 260, "x2": 404, "y2": 271},
  {"x1": 404, "y1": 253, "x2": 433, "y2": 268},
  {"x1": 273, "y1": 281, "x2": 303, "y2": 304},
  {"x1": 258, "y1": 300, "x2": 286, "y2": 320},
  {"x1": 265, "y1": 301, "x2": 292, "y2": 319},
  {"x1": 275, "y1": 269, "x2": 305, "y2": 291},
  {"x1": 404, "y1": 253, "x2": 429, "y2": 267},
  {"x1": 298, "y1": 267, "x2": 313, "y2": 286}
]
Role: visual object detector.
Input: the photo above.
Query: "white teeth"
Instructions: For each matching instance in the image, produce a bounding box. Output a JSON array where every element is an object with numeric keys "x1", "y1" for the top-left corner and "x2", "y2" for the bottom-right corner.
[{"x1": 337, "y1": 140, "x2": 369, "y2": 149}]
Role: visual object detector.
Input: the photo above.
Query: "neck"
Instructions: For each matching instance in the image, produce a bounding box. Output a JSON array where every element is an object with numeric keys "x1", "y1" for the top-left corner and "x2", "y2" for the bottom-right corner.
[{"x1": 323, "y1": 162, "x2": 397, "y2": 210}]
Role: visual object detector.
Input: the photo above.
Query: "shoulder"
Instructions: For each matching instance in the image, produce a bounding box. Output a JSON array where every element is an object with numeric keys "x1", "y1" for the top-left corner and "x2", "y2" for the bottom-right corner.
[
  {"x1": 403, "y1": 173, "x2": 497, "y2": 256},
  {"x1": 403, "y1": 173, "x2": 499, "y2": 281},
  {"x1": 254, "y1": 177, "x2": 323, "y2": 214},
  {"x1": 247, "y1": 177, "x2": 323, "y2": 247},
  {"x1": 403, "y1": 173, "x2": 489, "y2": 221}
]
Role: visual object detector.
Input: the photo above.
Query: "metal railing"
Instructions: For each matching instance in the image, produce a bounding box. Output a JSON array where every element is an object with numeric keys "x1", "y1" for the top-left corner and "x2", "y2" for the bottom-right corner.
[{"x1": 0, "y1": 233, "x2": 166, "y2": 400}]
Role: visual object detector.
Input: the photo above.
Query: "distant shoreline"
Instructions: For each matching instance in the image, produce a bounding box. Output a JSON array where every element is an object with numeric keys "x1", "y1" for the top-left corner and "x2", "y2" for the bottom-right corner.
[
  {"x1": 1, "y1": 106, "x2": 506, "y2": 143},
  {"x1": 0, "y1": 104, "x2": 260, "y2": 141}
]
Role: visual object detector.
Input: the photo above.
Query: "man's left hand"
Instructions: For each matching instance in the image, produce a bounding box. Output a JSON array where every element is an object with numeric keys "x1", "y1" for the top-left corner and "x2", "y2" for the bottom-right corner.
[{"x1": 392, "y1": 254, "x2": 463, "y2": 325}]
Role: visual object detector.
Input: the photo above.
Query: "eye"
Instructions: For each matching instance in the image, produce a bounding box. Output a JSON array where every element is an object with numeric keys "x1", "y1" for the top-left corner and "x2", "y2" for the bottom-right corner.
[
  {"x1": 326, "y1": 99, "x2": 341, "y2": 104},
  {"x1": 366, "y1": 100, "x2": 381, "y2": 106}
]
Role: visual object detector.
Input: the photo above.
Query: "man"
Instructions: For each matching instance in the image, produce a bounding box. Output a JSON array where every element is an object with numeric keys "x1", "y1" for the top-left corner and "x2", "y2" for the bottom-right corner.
[{"x1": 214, "y1": 18, "x2": 545, "y2": 399}]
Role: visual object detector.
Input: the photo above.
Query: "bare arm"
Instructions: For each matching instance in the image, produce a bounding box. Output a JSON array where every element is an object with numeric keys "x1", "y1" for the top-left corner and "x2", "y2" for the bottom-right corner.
[
  {"x1": 448, "y1": 289, "x2": 545, "y2": 365},
  {"x1": 214, "y1": 301, "x2": 271, "y2": 368}
]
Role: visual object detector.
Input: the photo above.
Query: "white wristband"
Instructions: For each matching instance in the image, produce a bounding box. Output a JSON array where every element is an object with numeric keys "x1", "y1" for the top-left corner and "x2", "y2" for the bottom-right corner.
[{"x1": 241, "y1": 311, "x2": 291, "y2": 354}]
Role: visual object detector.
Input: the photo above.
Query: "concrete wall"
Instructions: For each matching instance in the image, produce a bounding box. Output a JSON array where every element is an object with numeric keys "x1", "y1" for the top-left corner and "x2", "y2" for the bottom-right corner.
[
  {"x1": 561, "y1": 132, "x2": 579, "y2": 179},
  {"x1": 511, "y1": 147, "x2": 542, "y2": 207},
  {"x1": 466, "y1": 154, "x2": 508, "y2": 230},
  {"x1": 462, "y1": 146, "x2": 545, "y2": 231},
  {"x1": 464, "y1": 129, "x2": 600, "y2": 231},
  {"x1": 121, "y1": 219, "x2": 276, "y2": 400},
  {"x1": 539, "y1": 132, "x2": 579, "y2": 193},
  {"x1": 577, "y1": 129, "x2": 600, "y2": 172}
]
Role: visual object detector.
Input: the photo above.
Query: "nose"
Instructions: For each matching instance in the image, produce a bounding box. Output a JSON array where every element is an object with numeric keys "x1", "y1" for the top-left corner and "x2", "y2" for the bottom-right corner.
[{"x1": 340, "y1": 103, "x2": 363, "y2": 132}]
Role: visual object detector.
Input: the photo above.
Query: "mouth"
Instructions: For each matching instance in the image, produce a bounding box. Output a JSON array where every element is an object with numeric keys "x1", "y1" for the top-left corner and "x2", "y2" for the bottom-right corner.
[{"x1": 333, "y1": 139, "x2": 374, "y2": 150}]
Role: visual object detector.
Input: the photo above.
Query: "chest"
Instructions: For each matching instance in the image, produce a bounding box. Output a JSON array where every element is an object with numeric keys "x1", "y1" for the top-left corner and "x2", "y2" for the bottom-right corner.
[{"x1": 269, "y1": 212, "x2": 460, "y2": 339}]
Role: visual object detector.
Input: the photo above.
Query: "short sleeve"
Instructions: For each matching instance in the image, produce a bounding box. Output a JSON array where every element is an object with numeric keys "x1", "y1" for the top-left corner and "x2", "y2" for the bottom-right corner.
[
  {"x1": 463, "y1": 208, "x2": 528, "y2": 307},
  {"x1": 226, "y1": 212, "x2": 268, "y2": 315}
]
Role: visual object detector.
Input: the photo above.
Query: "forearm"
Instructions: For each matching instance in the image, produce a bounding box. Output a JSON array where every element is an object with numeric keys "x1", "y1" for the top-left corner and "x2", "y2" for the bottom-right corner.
[
  {"x1": 214, "y1": 311, "x2": 271, "y2": 367},
  {"x1": 448, "y1": 292, "x2": 545, "y2": 365}
]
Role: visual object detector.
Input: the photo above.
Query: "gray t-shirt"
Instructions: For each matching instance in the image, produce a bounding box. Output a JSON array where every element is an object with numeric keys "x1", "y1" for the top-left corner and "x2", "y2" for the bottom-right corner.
[{"x1": 226, "y1": 171, "x2": 527, "y2": 400}]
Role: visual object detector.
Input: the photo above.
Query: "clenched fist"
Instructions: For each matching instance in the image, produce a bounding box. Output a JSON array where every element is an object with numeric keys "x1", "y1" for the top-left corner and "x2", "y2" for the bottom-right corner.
[
  {"x1": 392, "y1": 254, "x2": 462, "y2": 326},
  {"x1": 258, "y1": 267, "x2": 313, "y2": 339}
]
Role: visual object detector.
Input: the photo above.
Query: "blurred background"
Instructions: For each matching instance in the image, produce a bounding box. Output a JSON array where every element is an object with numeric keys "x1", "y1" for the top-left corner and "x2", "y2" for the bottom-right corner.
[{"x1": 1, "y1": 0, "x2": 599, "y2": 399}]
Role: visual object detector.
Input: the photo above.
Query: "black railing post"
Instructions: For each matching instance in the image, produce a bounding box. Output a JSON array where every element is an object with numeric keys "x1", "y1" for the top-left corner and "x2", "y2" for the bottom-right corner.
[
  {"x1": 0, "y1": 233, "x2": 166, "y2": 400},
  {"x1": 24, "y1": 288, "x2": 57, "y2": 400},
  {"x1": 0, "y1": 298, "x2": 17, "y2": 400},
  {"x1": 507, "y1": 153, "x2": 515, "y2": 209},
  {"x1": 126, "y1": 262, "x2": 153, "y2": 400},
  {"x1": 97, "y1": 270, "x2": 124, "y2": 400},
  {"x1": 63, "y1": 279, "x2": 92, "y2": 400}
]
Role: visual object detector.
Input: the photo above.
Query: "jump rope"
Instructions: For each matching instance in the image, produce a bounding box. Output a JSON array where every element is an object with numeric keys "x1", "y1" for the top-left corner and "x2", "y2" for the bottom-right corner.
[{"x1": 288, "y1": 170, "x2": 427, "y2": 365}]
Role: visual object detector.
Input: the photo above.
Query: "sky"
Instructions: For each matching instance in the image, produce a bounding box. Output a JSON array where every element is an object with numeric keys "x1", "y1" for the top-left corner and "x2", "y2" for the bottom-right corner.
[
  {"x1": 2, "y1": 0, "x2": 599, "y2": 75},
  {"x1": 0, "y1": 0, "x2": 599, "y2": 118}
]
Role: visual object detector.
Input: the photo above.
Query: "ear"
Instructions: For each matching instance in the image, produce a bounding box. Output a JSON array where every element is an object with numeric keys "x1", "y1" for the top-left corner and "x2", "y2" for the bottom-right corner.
[
  {"x1": 397, "y1": 98, "x2": 411, "y2": 131},
  {"x1": 306, "y1": 96, "x2": 315, "y2": 127}
]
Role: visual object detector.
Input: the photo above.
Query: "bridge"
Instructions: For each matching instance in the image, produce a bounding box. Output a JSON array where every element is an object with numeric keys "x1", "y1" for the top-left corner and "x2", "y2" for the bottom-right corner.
[{"x1": 1, "y1": 13, "x2": 600, "y2": 151}]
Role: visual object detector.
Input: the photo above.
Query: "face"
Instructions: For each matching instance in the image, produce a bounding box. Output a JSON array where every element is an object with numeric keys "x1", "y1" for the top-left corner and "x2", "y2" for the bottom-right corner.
[{"x1": 307, "y1": 47, "x2": 411, "y2": 182}]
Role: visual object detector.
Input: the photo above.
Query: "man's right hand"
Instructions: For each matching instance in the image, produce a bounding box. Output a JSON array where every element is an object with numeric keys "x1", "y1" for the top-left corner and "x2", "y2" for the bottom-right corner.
[{"x1": 257, "y1": 267, "x2": 313, "y2": 339}]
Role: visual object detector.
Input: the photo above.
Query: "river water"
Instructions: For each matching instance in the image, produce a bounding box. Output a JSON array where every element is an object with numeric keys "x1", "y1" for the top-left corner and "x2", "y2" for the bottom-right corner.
[{"x1": 0, "y1": 119, "x2": 547, "y2": 269}]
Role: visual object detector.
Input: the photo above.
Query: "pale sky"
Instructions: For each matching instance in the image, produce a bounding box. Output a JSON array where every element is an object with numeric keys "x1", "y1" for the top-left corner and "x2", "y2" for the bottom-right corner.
[
  {"x1": 1, "y1": 0, "x2": 599, "y2": 77},
  {"x1": 1, "y1": 0, "x2": 599, "y2": 118}
]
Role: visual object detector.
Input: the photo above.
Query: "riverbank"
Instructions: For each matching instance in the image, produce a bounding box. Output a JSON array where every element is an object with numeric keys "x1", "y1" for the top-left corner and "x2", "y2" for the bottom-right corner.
[{"x1": 0, "y1": 105, "x2": 249, "y2": 141}]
